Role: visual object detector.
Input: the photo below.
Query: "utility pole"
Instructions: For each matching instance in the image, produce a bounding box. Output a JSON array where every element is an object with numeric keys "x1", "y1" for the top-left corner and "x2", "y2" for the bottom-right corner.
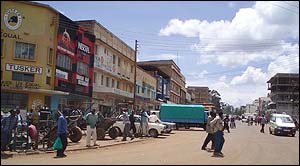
[{"x1": 133, "y1": 40, "x2": 138, "y2": 110}]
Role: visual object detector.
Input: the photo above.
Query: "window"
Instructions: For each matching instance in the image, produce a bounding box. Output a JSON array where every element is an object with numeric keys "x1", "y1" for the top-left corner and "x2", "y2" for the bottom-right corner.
[
  {"x1": 12, "y1": 72, "x2": 34, "y2": 82},
  {"x1": 112, "y1": 79, "x2": 115, "y2": 88},
  {"x1": 131, "y1": 65, "x2": 134, "y2": 73},
  {"x1": 57, "y1": 53, "x2": 72, "y2": 70},
  {"x1": 101, "y1": 75, "x2": 104, "y2": 85},
  {"x1": 118, "y1": 57, "x2": 121, "y2": 67},
  {"x1": 95, "y1": 45, "x2": 99, "y2": 55},
  {"x1": 46, "y1": 76, "x2": 51, "y2": 85},
  {"x1": 15, "y1": 42, "x2": 36, "y2": 60},
  {"x1": 117, "y1": 81, "x2": 120, "y2": 89},
  {"x1": 47, "y1": 48, "x2": 53, "y2": 65},
  {"x1": 106, "y1": 77, "x2": 109, "y2": 87},
  {"x1": 113, "y1": 55, "x2": 116, "y2": 64},
  {"x1": 104, "y1": 48, "x2": 107, "y2": 54},
  {"x1": 77, "y1": 61, "x2": 89, "y2": 76},
  {"x1": 1, "y1": 93, "x2": 28, "y2": 110},
  {"x1": 94, "y1": 72, "x2": 96, "y2": 83}
]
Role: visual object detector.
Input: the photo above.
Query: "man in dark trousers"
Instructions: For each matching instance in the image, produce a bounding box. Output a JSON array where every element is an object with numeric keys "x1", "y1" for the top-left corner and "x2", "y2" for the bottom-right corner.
[
  {"x1": 260, "y1": 114, "x2": 267, "y2": 133},
  {"x1": 201, "y1": 111, "x2": 216, "y2": 151},
  {"x1": 129, "y1": 107, "x2": 136, "y2": 135},
  {"x1": 56, "y1": 110, "x2": 68, "y2": 158},
  {"x1": 223, "y1": 115, "x2": 230, "y2": 133},
  {"x1": 1, "y1": 109, "x2": 17, "y2": 151}
]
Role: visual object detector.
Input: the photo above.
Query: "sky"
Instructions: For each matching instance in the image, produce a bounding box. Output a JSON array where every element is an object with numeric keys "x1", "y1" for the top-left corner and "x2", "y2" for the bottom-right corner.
[{"x1": 36, "y1": 1, "x2": 299, "y2": 108}]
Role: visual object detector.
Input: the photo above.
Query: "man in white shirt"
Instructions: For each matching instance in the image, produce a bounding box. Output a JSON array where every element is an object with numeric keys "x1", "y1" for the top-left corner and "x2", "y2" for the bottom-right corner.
[{"x1": 149, "y1": 112, "x2": 161, "y2": 123}]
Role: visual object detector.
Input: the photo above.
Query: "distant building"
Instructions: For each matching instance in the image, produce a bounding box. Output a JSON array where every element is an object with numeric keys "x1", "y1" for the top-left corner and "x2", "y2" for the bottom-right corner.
[
  {"x1": 187, "y1": 86, "x2": 215, "y2": 111},
  {"x1": 267, "y1": 73, "x2": 299, "y2": 119},
  {"x1": 258, "y1": 97, "x2": 271, "y2": 115},
  {"x1": 245, "y1": 104, "x2": 257, "y2": 114},
  {"x1": 138, "y1": 60, "x2": 186, "y2": 104}
]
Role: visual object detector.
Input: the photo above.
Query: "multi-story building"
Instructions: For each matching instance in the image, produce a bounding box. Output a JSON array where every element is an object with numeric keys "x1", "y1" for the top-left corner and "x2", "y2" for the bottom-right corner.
[
  {"x1": 187, "y1": 86, "x2": 210, "y2": 103},
  {"x1": 76, "y1": 20, "x2": 135, "y2": 112},
  {"x1": 138, "y1": 60, "x2": 186, "y2": 104},
  {"x1": 267, "y1": 73, "x2": 299, "y2": 119},
  {"x1": 135, "y1": 67, "x2": 157, "y2": 111},
  {"x1": 245, "y1": 103, "x2": 258, "y2": 114},
  {"x1": 1, "y1": 1, "x2": 63, "y2": 114},
  {"x1": 50, "y1": 14, "x2": 95, "y2": 111}
]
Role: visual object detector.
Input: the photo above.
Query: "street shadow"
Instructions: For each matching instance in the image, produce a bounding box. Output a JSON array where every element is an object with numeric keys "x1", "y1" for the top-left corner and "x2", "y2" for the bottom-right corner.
[
  {"x1": 1, "y1": 153, "x2": 13, "y2": 159},
  {"x1": 175, "y1": 128, "x2": 205, "y2": 132},
  {"x1": 155, "y1": 136, "x2": 167, "y2": 139}
]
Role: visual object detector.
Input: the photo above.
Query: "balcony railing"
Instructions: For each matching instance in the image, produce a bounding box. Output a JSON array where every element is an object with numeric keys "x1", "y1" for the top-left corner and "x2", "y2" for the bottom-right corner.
[{"x1": 93, "y1": 85, "x2": 133, "y2": 98}]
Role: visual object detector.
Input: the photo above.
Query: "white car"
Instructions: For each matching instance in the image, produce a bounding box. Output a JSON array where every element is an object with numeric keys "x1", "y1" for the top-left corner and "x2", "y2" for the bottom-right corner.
[
  {"x1": 269, "y1": 113, "x2": 297, "y2": 137},
  {"x1": 112, "y1": 115, "x2": 166, "y2": 138}
]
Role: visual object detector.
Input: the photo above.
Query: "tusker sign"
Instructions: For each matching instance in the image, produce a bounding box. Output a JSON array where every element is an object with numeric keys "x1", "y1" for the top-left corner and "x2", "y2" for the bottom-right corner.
[{"x1": 6, "y1": 63, "x2": 42, "y2": 74}]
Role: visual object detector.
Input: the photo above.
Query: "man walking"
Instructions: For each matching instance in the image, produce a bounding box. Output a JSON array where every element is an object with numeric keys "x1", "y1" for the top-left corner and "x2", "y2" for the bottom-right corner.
[
  {"x1": 56, "y1": 110, "x2": 68, "y2": 158},
  {"x1": 1, "y1": 109, "x2": 17, "y2": 152},
  {"x1": 122, "y1": 108, "x2": 134, "y2": 141},
  {"x1": 223, "y1": 114, "x2": 230, "y2": 133},
  {"x1": 210, "y1": 112, "x2": 225, "y2": 157},
  {"x1": 260, "y1": 114, "x2": 267, "y2": 133},
  {"x1": 128, "y1": 106, "x2": 136, "y2": 135},
  {"x1": 201, "y1": 111, "x2": 216, "y2": 151},
  {"x1": 85, "y1": 109, "x2": 99, "y2": 147},
  {"x1": 141, "y1": 109, "x2": 150, "y2": 137}
]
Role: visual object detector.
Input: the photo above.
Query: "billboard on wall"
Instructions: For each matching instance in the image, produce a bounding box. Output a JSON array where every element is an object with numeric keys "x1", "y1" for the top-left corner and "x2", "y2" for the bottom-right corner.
[{"x1": 55, "y1": 13, "x2": 95, "y2": 97}]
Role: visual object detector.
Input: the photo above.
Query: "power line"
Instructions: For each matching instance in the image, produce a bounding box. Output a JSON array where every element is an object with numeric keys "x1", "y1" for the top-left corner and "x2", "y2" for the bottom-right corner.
[
  {"x1": 281, "y1": 1, "x2": 299, "y2": 9},
  {"x1": 265, "y1": 1, "x2": 299, "y2": 14}
]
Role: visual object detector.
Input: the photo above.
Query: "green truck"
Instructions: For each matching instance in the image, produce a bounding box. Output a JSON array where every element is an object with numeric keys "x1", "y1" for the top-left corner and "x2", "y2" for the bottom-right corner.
[{"x1": 159, "y1": 104, "x2": 208, "y2": 130}]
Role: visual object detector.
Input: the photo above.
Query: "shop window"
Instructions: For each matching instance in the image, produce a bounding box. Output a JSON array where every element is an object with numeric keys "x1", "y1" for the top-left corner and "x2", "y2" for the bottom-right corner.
[
  {"x1": 77, "y1": 61, "x2": 89, "y2": 76},
  {"x1": 12, "y1": 72, "x2": 34, "y2": 82},
  {"x1": 15, "y1": 42, "x2": 35, "y2": 60},
  {"x1": 75, "y1": 85, "x2": 85, "y2": 93},
  {"x1": 57, "y1": 53, "x2": 72, "y2": 70},
  {"x1": 46, "y1": 76, "x2": 51, "y2": 85}
]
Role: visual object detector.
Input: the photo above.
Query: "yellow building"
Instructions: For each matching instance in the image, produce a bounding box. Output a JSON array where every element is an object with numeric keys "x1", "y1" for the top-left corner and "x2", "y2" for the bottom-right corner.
[
  {"x1": 1, "y1": 1, "x2": 66, "y2": 113},
  {"x1": 136, "y1": 67, "x2": 157, "y2": 111}
]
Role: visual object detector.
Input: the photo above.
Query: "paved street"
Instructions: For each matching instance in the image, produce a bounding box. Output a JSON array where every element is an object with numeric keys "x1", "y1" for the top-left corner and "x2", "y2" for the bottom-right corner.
[{"x1": 1, "y1": 121, "x2": 299, "y2": 165}]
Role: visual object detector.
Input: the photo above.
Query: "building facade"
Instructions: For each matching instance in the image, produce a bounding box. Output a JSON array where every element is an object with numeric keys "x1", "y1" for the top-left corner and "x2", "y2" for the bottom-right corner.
[
  {"x1": 1, "y1": 1, "x2": 62, "y2": 114},
  {"x1": 136, "y1": 67, "x2": 157, "y2": 111},
  {"x1": 50, "y1": 14, "x2": 95, "y2": 111},
  {"x1": 258, "y1": 97, "x2": 271, "y2": 115},
  {"x1": 267, "y1": 73, "x2": 299, "y2": 119},
  {"x1": 138, "y1": 60, "x2": 185, "y2": 104},
  {"x1": 76, "y1": 20, "x2": 135, "y2": 112}
]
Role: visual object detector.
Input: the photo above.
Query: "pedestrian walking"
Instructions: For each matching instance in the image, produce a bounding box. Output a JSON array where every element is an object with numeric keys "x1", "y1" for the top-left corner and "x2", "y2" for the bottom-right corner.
[
  {"x1": 1, "y1": 109, "x2": 17, "y2": 152},
  {"x1": 85, "y1": 109, "x2": 99, "y2": 147},
  {"x1": 122, "y1": 108, "x2": 134, "y2": 141},
  {"x1": 201, "y1": 111, "x2": 216, "y2": 151},
  {"x1": 128, "y1": 106, "x2": 136, "y2": 135},
  {"x1": 56, "y1": 110, "x2": 68, "y2": 158},
  {"x1": 230, "y1": 116, "x2": 235, "y2": 128},
  {"x1": 260, "y1": 114, "x2": 267, "y2": 133},
  {"x1": 141, "y1": 109, "x2": 150, "y2": 137},
  {"x1": 210, "y1": 112, "x2": 225, "y2": 157},
  {"x1": 223, "y1": 115, "x2": 230, "y2": 133}
]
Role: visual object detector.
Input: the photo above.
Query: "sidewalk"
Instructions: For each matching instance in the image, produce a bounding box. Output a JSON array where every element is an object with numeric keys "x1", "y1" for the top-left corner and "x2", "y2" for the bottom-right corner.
[{"x1": 2, "y1": 135, "x2": 149, "y2": 156}]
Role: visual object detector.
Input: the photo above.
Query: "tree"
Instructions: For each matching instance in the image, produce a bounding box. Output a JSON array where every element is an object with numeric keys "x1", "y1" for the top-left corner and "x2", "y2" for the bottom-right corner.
[{"x1": 209, "y1": 89, "x2": 221, "y2": 111}]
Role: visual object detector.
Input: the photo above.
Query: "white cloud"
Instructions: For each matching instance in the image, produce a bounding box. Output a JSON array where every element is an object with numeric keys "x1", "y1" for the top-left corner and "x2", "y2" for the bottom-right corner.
[
  {"x1": 267, "y1": 52, "x2": 299, "y2": 77},
  {"x1": 230, "y1": 66, "x2": 268, "y2": 85},
  {"x1": 159, "y1": 1, "x2": 299, "y2": 67}
]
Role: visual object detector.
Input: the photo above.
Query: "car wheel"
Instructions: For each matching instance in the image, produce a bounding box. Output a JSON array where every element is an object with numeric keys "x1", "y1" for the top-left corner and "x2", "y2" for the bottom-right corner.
[
  {"x1": 69, "y1": 126, "x2": 83, "y2": 142},
  {"x1": 291, "y1": 133, "x2": 295, "y2": 137},
  {"x1": 108, "y1": 127, "x2": 119, "y2": 139},
  {"x1": 149, "y1": 129, "x2": 158, "y2": 138}
]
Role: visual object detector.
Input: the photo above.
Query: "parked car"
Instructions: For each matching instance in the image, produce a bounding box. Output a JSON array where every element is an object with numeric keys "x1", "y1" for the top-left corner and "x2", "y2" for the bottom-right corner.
[
  {"x1": 269, "y1": 113, "x2": 297, "y2": 137},
  {"x1": 112, "y1": 114, "x2": 167, "y2": 138}
]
